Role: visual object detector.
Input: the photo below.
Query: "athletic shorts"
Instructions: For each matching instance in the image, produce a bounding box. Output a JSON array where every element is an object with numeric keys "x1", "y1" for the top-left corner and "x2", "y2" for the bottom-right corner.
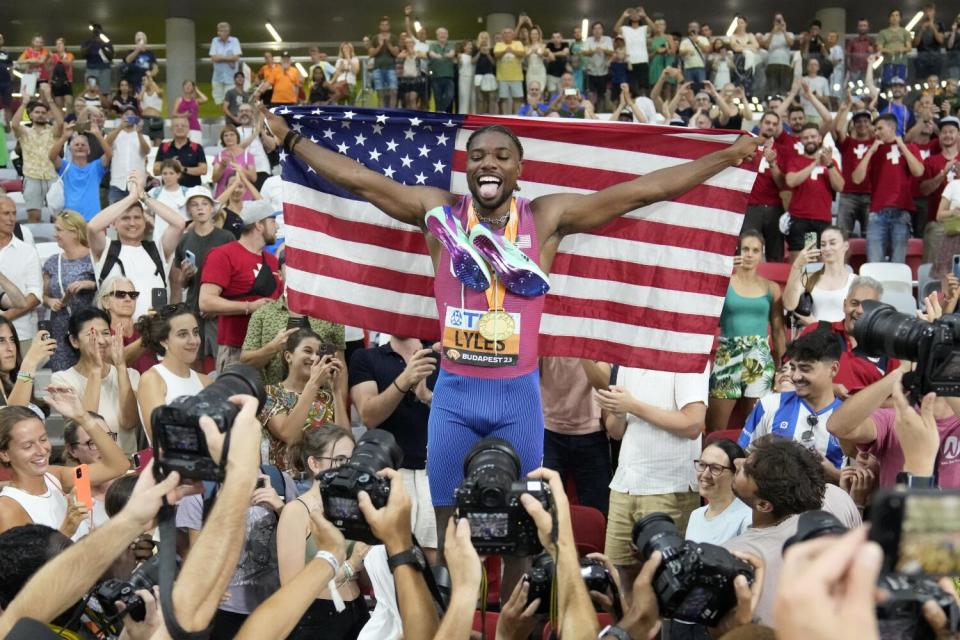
[
  {"x1": 709, "y1": 335, "x2": 775, "y2": 400},
  {"x1": 498, "y1": 81, "x2": 523, "y2": 99},
  {"x1": 427, "y1": 368, "x2": 544, "y2": 506}
]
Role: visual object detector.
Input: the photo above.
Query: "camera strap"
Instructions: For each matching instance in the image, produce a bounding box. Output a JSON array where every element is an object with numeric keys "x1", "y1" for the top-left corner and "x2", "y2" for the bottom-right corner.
[
  {"x1": 411, "y1": 534, "x2": 448, "y2": 613},
  {"x1": 157, "y1": 502, "x2": 213, "y2": 640}
]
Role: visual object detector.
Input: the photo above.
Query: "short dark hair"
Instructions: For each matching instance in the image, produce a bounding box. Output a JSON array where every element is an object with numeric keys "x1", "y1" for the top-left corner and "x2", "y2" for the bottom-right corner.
[
  {"x1": 810, "y1": 19, "x2": 823, "y2": 28},
  {"x1": 67, "y1": 307, "x2": 111, "y2": 354},
  {"x1": 465, "y1": 125, "x2": 524, "y2": 160},
  {"x1": 234, "y1": 70, "x2": 244, "y2": 79},
  {"x1": 105, "y1": 473, "x2": 140, "y2": 517},
  {"x1": 800, "y1": 122, "x2": 821, "y2": 134},
  {"x1": 785, "y1": 329, "x2": 841, "y2": 364},
  {"x1": 787, "y1": 104, "x2": 805, "y2": 115},
  {"x1": 25, "y1": 100, "x2": 46, "y2": 112},
  {"x1": 760, "y1": 110, "x2": 781, "y2": 122},
  {"x1": 875, "y1": 113, "x2": 899, "y2": 127},
  {"x1": 0, "y1": 525, "x2": 73, "y2": 608},
  {"x1": 744, "y1": 436, "x2": 826, "y2": 518},
  {"x1": 706, "y1": 438, "x2": 747, "y2": 467}
]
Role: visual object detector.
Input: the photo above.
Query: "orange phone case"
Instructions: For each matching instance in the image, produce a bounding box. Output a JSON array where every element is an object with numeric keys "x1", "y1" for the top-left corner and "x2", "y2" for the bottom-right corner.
[{"x1": 74, "y1": 464, "x2": 93, "y2": 511}]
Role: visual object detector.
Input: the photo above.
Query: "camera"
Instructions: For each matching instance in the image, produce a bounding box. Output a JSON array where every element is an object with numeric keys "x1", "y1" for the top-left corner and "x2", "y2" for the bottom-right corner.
[
  {"x1": 852, "y1": 300, "x2": 960, "y2": 397},
  {"x1": 876, "y1": 574, "x2": 960, "y2": 640},
  {"x1": 632, "y1": 513, "x2": 754, "y2": 625},
  {"x1": 151, "y1": 364, "x2": 265, "y2": 482},
  {"x1": 783, "y1": 509, "x2": 848, "y2": 553},
  {"x1": 318, "y1": 429, "x2": 403, "y2": 544},
  {"x1": 525, "y1": 553, "x2": 623, "y2": 617},
  {"x1": 87, "y1": 555, "x2": 166, "y2": 634},
  {"x1": 454, "y1": 437, "x2": 553, "y2": 556}
]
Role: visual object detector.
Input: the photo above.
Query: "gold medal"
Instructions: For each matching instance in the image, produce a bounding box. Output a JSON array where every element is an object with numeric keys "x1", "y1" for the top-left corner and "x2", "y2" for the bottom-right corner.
[{"x1": 478, "y1": 309, "x2": 515, "y2": 341}]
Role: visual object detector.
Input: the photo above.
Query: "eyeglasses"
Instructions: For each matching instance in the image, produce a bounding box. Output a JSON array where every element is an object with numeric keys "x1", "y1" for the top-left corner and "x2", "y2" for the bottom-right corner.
[
  {"x1": 109, "y1": 290, "x2": 140, "y2": 300},
  {"x1": 70, "y1": 440, "x2": 98, "y2": 451},
  {"x1": 317, "y1": 455, "x2": 349, "y2": 468},
  {"x1": 693, "y1": 460, "x2": 734, "y2": 476}
]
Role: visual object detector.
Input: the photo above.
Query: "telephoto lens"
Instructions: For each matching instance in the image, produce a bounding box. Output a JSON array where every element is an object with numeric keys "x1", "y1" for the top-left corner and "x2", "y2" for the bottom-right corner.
[{"x1": 852, "y1": 300, "x2": 925, "y2": 363}]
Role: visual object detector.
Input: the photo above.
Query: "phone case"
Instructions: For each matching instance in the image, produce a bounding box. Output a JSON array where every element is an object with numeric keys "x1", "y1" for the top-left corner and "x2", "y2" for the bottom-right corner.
[{"x1": 74, "y1": 464, "x2": 94, "y2": 511}]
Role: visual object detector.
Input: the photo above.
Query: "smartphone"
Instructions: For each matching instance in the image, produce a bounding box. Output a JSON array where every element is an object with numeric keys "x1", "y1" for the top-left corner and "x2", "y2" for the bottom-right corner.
[
  {"x1": 184, "y1": 250, "x2": 197, "y2": 268},
  {"x1": 287, "y1": 316, "x2": 309, "y2": 331},
  {"x1": 74, "y1": 464, "x2": 94, "y2": 511},
  {"x1": 125, "y1": 115, "x2": 140, "y2": 125},
  {"x1": 564, "y1": 88, "x2": 578, "y2": 97},
  {"x1": 953, "y1": 254, "x2": 960, "y2": 280},
  {"x1": 319, "y1": 343, "x2": 337, "y2": 357},
  {"x1": 255, "y1": 478, "x2": 266, "y2": 490},
  {"x1": 804, "y1": 231, "x2": 818, "y2": 249},
  {"x1": 37, "y1": 320, "x2": 52, "y2": 337},
  {"x1": 869, "y1": 488, "x2": 960, "y2": 575},
  {"x1": 151, "y1": 287, "x2": 168, "y2": 310}
]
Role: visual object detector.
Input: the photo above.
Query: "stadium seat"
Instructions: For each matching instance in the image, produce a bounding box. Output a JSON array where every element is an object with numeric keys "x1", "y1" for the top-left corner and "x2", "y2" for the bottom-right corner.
[
  {"x1": 907, "y1": 239, "x2": 923, "y2": 280},
  {"x1": 570, "y1": 505, "x2": 606, "y2": 557},
  {"x1": 26, "y1": 223, "x2": 56, "y2": 244},
  {"x1": 756, "y1": 262, "x2": 791, "y2": 288},
  {"x1": 35, "y1": 241, "x2": 61, "y2": 264},
  {"x1": 484, "y1": 556, "x2": 502, "y2": 610},
  {"x1": 472, "y1": 611, "x2": 499, "y2": 640},
  {"x1": 881, "y1": 290, "x2": 919, "y2": 314},
  {"x1": 847, "y1": 238, "x2": 867, "y2": 273},
  {"x1": 705, "y1": 429, "x2": 743, "y2": 448},
  {"x1": 860, "y1": 262, "x2": 913, "y2": 295}
]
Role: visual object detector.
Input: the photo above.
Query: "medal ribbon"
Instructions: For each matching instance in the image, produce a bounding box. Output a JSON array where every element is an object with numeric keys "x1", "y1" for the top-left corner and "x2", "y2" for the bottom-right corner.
[{"x1": 466, "y1": 197, "x2": 518, "y2": 311}]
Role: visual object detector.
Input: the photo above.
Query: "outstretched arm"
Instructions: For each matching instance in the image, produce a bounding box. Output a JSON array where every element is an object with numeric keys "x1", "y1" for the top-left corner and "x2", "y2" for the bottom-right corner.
[
  {"x1": 264, "y1": 108, "x2": 452, "y2": 227},
  {"x1": 536, "y1": 135, "x2": 759, "y2": 236}
]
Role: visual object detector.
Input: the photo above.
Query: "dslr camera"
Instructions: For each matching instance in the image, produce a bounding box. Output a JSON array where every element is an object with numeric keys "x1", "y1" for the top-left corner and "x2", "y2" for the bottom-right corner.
[
  {"x1": 853, "y1": 300, "x2": 960, "y2": 397},
  {"x1": 88, "y1": 555, "x2": 167, "y2": 634},
  {"x1": 877, "y1": 574, "x2": 960, "y2": 640},
  {"x1": 318, "y1": 429, "x2": 402, "y2": 544},
  {"x1": 632, "y1": 513, "x2": 754, "y2": 625},
  {"x1": 525, "y1": 553, "x2": 623, "y2": 617},
  {"x1": 151, "y1": 364, "x2": 265, "y2": 482},
  {"x1": 454, "y1": 437, "x2": 553, "y2": 556}
]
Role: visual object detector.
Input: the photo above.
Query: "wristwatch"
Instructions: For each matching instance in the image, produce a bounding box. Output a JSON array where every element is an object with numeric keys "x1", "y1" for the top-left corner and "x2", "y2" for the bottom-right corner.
[
  {"x1": 387, "y1": 546, "x2": 427, "y2": 573},
  {"x1": 895, "y1": 472, "x2": 937, "y2": 488},
  {"x1": 598, "y1": 625, "x2": 633, "y2": 640}
]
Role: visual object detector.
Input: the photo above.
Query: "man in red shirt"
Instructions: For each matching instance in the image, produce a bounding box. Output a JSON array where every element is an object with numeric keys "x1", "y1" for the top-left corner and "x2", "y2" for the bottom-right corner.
[
  {"x1": 852, "y1": 113, "x2": 925, "y2": 263},
  {"x1": 919, "y1": 116, "x2": 959, "y2": 266},
  {"x1": 845, "y1": 19, "x2": 875, "y2": 84},
  {"x1": 743, "y1": 111, "x2": 787, "y2": 261},
  {"x1": 799, "y1": 276, "x2": 899, "y2": 397},
  {"x1": 784, "y1": 124, "x2": 845, "y2": 260},
  {"x1": 199, "y1": 199, "x2": 283, "y2": 372},
  {"x1": 833, "y1": 104, "x2": 875, "y2": 238}
]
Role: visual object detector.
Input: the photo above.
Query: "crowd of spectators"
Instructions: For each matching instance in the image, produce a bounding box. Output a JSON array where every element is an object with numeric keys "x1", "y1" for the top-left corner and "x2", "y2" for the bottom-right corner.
[{"x1": 0, "y1": 6, "x2": 958, "y2": 640}]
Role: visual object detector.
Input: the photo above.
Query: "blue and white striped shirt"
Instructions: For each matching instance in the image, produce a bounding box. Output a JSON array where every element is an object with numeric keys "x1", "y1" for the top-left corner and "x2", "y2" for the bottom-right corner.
[{"x1": 738, "y1": 391, "x2": 844, "y2": 468}]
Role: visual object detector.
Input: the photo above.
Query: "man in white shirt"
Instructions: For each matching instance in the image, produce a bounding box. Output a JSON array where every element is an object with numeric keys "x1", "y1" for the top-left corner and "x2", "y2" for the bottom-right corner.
[
  {"x1": 0, "y1": 196, "x2": 42, "y2": 351},
  {"x1": 614, "y1": 7, "x2": 656, "y2": 95},
  {"x1": 105, "y1": 106, "x2": 150, "y2": 204},
  {"x1": 584, "y1": 360, "x2": 708, "y2": 599},
  {"x1": 581, "y1": 22, "x2": 615, "y2": 112}
]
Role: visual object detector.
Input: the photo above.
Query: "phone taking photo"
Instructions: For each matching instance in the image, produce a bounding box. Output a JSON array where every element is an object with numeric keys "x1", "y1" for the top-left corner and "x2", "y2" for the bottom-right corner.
[
  {"x1": 151, "y1": 288, "x2": 168, "y2": 310},
  {"x1": 37, "y1": 320, "x2": 52, "y2": 337},
  {"x1": 74, "y1": 464, "x2": 94, "y2": 511}
]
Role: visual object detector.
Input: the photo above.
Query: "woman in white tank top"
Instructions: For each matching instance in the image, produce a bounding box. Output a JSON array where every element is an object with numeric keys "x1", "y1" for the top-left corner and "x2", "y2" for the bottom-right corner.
[
  {"x1": 136, "y1": 305, "x2": 211, "y2": 442},
  {"x1": 0, "y1": 389, "x2": 131, "y2": 540}
]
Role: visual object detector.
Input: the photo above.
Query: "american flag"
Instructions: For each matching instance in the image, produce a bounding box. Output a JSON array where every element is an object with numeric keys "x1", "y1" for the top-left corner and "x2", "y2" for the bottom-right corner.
[{"x1": 278, "y1": 105, "x2": 756, "y2": 372}]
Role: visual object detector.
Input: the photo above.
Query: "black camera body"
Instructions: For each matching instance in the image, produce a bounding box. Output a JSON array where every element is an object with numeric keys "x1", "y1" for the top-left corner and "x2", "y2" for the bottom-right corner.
[
  {"x1": 319, "y1": 429, "x2": 402, "y2": 544},
  {"x1": 89, "y1": 555, "x2": 164, "y2": 632},
  {"x1": 152, "y1": 365, "x2": 265, "y2": 482},
  {"x1": 633, "y1": 513, "x2": 754, "y2": 626},
  {"x1": 877, "y1": 574, "x2": 960, "y2": 640},
  {"x1": 853, "y1": 300, "x2": 960, "y2": 398},
  {"x1": 525, "y1": 552, "x2": 555, "y2": 614},
  {"x1": 454, "y1": 438, "x2": 553, "y2": 556}
]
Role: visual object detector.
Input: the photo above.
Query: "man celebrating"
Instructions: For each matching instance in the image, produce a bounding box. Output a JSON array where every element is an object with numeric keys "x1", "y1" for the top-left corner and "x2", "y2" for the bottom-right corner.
[
  {"x1": 742, "y1": 111, "x2": 787, "y2": 262},
  {"x1": 919, "y1": 116, "x2": 959, "y2": 263},
  {"x1": 833, "y1": 101, "x2": 875, "y2": 238},
  {"x1": 738, "y1": 330, "x2": 845, "y2": 479},
  {"x1": 264, "y1": 108, "x2": 757, "y2": 535},
  {"x1": 784, "y1": 123, "x2": 845, "y2": 258}
]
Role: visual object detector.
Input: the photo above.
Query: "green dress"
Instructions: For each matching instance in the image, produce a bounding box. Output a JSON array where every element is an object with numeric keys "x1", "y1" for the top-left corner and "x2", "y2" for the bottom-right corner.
[{"x1": 648, "y1": 35, "x2": 677, "y2": 86}]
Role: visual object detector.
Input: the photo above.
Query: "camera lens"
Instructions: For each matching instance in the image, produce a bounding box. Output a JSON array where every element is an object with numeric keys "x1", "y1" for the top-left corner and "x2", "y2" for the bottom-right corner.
[
  {"x1": 632, "y1": 512, "x2": 685, "y2": 559},
  {"x1": 782, "y1": 510, "x2": 847, "y2": 554},
  {"x1": 349, "y1": 428, "x2": 403, "y2": 474},
  {"x1": 214, "y1": 364, "x2": 267, "y2": 406},
  {"x1": 463, "y1": 438, "x2": 522, "y2": 505},
  {"x1": 852, "y1": 300, "x2": 927, "y2": 362}
]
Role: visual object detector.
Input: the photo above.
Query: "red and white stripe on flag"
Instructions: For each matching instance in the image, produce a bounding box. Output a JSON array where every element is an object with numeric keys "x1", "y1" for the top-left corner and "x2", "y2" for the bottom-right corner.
[{"x1": 283, "y1": 114, "x2": 756, "y2": 372}]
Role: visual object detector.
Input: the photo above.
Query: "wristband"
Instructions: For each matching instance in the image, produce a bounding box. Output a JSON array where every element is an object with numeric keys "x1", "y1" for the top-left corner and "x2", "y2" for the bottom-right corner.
[
  {"x1": 393, "y1": 379, "x2": 409, "y2": 394},
  {"x1": 314, "y1": 550, "x2": 346, "y2": 612},
  {"x1": 16, "y1": 371, "x2": 35, "y2": 382}
]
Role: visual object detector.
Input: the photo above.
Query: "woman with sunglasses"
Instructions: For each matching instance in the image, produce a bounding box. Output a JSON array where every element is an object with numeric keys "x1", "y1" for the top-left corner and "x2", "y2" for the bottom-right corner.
[
  {"x1": 259, "y1": 329, "x2": 348, "y2": 474},
  {"x1": 50, "y1": 308, "x2": 141, "y2": 454},
  {"x1": 0, "y1": 317, "x2": 56, "y2": 408},
  {"x1": 42, "y1": 210, "x2": 97, "y2": 372},
  {"x1": 277, "y1": 425, "x2": 370, "y2": 640},
  {"x1": 135, "y1": 304, "x2": 210, "y2": 442},
  {"x1": 62, "y1": 411, "x2": 115, "y2": 526},
  {"x1": 0, "y1": 387, "x2": 130, "y2": 539},
  {"x1": 685, "y1": 439, "x2": 751, "y2": 544},
  {"x1": 98, "y1": 275, "x2": 157, "y2": 374}
]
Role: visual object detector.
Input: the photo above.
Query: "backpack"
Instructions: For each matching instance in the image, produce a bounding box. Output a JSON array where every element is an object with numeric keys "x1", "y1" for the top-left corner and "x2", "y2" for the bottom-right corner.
[
  {"x1": 51, "y1": 61, "x2": 70, "y2": 91},
  {"x1": 98, "y1": 239, "x2": 167, "y2": 288}
]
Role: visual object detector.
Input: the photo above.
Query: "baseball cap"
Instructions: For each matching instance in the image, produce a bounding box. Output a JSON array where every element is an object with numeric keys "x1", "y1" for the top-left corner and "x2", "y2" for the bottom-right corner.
[
  {"x1": 240, "y1": 199, "x2": 278, "y2": 226},
  {"x1": 851, "y1": 109, "x2": 872, "y2": 120},
  {"x1": 183, "y1": 185, "x2": 218, "y2": 209},
  {"x1": 281, "y1": 50, "x2": 291, "y2": 58},
  {"x1": 889, "y1": 76, "x2": 906, "y2": 85},
  {"x1": 940, "y1": 116, "x2": 960, "y2": 129}
]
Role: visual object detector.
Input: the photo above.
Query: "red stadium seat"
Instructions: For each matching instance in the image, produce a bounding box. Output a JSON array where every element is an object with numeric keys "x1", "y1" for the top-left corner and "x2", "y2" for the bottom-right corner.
[
  {"x1": 473, "y1": 611, "x2": 499, "y2": 640},
  {"x1": 756, "y1": 262, "x2": 791, "y2": 288},
  {"x1": 0, "y1": 179, "x2": 22, "y2": 193},
  {"x1": 485, "y1": 556, "x2": 502, "y2": 609},
  {"x1": 847, "y1": 238, "x2": 867, "y2": 274},
  {"x1": 907, "y1": 238, "x2": 923, "y2": 280},
  {"x1": 570, "y1": 505, "x2": 606, "y2": 556},
  {"x1": 705, "y1": 429, "x2": 743, "y2": 448}
]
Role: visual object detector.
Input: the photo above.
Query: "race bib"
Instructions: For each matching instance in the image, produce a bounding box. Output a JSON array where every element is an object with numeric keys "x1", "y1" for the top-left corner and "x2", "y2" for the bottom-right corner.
[{"x1": 442, "y1": 307, "x2": 520, "y2": 368}]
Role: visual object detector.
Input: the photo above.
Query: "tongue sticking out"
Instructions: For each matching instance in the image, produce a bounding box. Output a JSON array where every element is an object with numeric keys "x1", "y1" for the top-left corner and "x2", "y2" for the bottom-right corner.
[{"x1": 478, "y1": 182, "x2": 499, "y2": 199}]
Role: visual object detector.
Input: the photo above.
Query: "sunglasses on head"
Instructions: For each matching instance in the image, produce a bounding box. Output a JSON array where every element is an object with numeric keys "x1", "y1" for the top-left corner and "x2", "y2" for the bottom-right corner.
[{"x1": 109, "y1": 290, "x2": 140, "y2": 300}]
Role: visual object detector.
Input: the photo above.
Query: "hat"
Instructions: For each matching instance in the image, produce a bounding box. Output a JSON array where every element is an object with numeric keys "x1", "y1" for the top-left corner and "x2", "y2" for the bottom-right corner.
[
  {"x1": 851, "y1": 109, "x2": 872, "y2": 121},
  {"x1": 889, "y1": 76, "x2": 906, "y2": 85},
  {"x1": 183, "y1": 185, "x2": 218, "y2": 209},
  {"x1": 940, "y1": 116, "x2": 960, "y2": 129},
  {"x1": 240, "y1": 199, "x2": 278, "y2": 226},
  {"x1": 280, "y1": 50, "x2": 291, "y2": 58}
]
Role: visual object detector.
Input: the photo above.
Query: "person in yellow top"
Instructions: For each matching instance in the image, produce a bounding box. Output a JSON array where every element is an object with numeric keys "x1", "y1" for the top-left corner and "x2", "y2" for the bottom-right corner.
[
  {"x1": 261, "y1": 51, "x2": 303, "y2": 106},
  {"x1": 494, "y1": 28, "x2": 526, "y2": 115}
]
